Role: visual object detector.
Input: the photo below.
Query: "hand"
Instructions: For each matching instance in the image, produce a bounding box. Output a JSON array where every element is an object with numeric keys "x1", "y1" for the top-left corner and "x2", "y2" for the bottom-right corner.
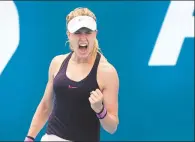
[{"x1": 88, "y1": 89, "x2": 104, "y2": 113}]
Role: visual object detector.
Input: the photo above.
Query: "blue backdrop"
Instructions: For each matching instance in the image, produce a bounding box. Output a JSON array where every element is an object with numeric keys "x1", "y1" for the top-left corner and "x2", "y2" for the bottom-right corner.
[{"x1": 0, "y1": 1, "x2": 194, "y2": 141}]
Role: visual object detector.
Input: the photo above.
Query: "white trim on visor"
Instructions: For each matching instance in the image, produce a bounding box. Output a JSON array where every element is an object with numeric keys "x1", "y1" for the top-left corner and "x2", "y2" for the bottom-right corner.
[{"x1": 67, "y1": 16, "x2": 97, "y2": 33}]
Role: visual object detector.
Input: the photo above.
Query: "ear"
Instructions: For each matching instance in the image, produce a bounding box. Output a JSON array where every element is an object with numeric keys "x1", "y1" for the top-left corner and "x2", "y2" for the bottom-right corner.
[{"x1": 66, "y1": 31, "x2": 70, "y2": 39}]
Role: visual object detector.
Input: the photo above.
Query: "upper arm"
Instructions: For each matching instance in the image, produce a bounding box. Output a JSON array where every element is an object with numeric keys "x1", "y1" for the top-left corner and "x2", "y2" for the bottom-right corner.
[
  {"x1": 39, "y1": 56, "x2": 58, "y2": 110},
  {"x1": 40, "y1": 54, "x2": 69, "y2": 110},
  {"x1": 99, "y1": 63, "x2": 119, "y2": 123}
]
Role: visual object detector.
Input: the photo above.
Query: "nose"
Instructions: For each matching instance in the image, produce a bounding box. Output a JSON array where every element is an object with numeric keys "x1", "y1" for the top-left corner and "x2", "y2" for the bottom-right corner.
[{"x1": 79, "y1": 33, "x2": 87, "y2": 39}]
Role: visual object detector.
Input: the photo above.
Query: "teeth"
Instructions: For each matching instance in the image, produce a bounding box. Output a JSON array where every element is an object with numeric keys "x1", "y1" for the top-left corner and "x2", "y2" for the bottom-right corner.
[{"x1": 79, "y1": 43, "x2": 87, "y2": 46}]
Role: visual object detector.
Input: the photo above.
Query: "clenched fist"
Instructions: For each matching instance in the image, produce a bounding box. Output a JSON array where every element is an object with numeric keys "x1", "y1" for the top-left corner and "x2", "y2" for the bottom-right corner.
[{"x1": 88, "y1": 89, "x2": 104, "y2": 113}]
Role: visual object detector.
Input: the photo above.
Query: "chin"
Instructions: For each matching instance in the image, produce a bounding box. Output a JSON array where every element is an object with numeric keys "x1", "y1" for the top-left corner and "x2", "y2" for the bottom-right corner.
[{"x1": 76, "y1": 50, "x2": 91, "y2": 58}]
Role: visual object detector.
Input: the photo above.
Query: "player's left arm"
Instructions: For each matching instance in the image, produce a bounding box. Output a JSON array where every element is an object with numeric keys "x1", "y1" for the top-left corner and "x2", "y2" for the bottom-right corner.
[{"x1": 98, "y1": 63, "x2": 119, "y2": 134}]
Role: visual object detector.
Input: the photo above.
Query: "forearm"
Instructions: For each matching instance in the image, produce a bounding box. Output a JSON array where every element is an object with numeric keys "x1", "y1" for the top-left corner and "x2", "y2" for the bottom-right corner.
[
  {"x1": 99, "y1": 112, "x2": 118, "y2": 134},
  {"x1": 27, "y1": 104, "x2": 51, "y2": 138},
  {"x1": 89, "y1": 88, "x2": 119, "y2": 134}
]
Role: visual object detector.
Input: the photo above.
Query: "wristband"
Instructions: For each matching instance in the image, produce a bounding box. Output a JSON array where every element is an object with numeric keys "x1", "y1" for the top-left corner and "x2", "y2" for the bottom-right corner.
[
  {"x1": 96, "y1": 106, "x2": 107, "y2": 119},
  {"x1": 96, "y1": 105, "x2": 104, "y2": 114},
  {"x1": 26, "y1": 136, "x2": 35, "y2": 141}
]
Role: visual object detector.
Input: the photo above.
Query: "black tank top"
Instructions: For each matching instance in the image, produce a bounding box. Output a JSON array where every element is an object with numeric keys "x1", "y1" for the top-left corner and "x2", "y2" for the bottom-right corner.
[{"x1": 46, "y1": 52, "x2": 101, "y2": 142}]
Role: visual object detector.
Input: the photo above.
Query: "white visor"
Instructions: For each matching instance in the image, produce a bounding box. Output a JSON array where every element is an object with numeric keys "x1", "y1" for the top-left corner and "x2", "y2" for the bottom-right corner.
[{"x1": 67, "y1": 16, "x2": 97, "y2": 33}]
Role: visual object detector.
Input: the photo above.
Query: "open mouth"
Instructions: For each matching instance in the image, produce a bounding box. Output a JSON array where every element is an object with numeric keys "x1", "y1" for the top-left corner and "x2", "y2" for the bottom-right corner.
[
  {"x1": 78, "y1": 43, "x2": 88, "y2": 53},
  {"x1": 79, "y1": 45, "x2": 88, "y2": 49}
]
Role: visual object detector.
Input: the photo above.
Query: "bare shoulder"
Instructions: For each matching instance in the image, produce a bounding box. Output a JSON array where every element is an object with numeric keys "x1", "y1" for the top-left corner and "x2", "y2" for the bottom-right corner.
[
  {"x1": 51, "y1": 53, "x2": 70, "y2": 67},
  {"x1": 98, "y1": 53, "x2": 118, "y2": 76},
  {"x1": 49, "y1": 53, "x2": 71, "y2": 77},
  {"x1": 97, "y1": 53, "x2": 119, "y2": 90}
]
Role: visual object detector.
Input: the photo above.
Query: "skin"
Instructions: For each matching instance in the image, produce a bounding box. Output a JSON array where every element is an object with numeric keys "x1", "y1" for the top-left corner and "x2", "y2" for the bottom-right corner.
[
  {"x1": 67, "y1": 27, "x2": 97, "y2": 62},
  {"x1": 26, "y1": 27, "x2": 119, "y2": 140}
]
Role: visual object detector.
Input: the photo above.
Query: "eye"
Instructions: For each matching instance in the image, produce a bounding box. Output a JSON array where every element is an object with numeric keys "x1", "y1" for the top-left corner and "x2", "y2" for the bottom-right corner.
[
  {"x1": 74, "y1": 31, "x2": 93, "y2": 35},
  {"x1": 86, "y1": 31, "x2": 92, "y2": 34},
  {"x1": 74, "y1": 31, "x2": 81, "y2": 34}
]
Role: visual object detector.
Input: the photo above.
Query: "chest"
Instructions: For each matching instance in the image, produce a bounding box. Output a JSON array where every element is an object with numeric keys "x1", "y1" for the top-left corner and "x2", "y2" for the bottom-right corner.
[
  {"x1": 66, "y1": 62, "x2": 93, "y2": 82},
  {"x1": 53, "y1": 71, "x2": 98, "y2": 106}
]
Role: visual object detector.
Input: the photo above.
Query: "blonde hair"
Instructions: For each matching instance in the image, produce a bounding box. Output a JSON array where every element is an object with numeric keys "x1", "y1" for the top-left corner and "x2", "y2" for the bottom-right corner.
[{"x1": 66, "y1": 7, "x2": 102, "y2": 56}]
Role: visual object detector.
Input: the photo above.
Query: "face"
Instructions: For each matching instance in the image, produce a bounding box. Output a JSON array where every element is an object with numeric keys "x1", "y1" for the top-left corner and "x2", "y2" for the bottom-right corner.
[{"x1": 67, "y1": 27, "x2": 97, "y2": 59}]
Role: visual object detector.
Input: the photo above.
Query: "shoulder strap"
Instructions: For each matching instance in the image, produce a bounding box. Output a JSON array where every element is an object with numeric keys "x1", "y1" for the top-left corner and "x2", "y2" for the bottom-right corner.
[
  {"x1": 90, "y1": 52, "x2": 101, "y2": 74},
  {"x1": 57, "y1": 52, "x2": 73, "y2": 73}
]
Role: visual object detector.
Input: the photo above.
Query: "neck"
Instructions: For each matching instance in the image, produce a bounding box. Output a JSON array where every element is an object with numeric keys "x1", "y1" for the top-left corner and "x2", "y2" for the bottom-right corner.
[{"x1": 71, "y1": 52, "x2": 96, "y2": 64}]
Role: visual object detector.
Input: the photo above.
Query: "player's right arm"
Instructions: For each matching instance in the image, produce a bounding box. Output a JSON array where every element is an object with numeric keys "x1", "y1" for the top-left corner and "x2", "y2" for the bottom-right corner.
[{"x1": 25, "y1": 56, "x2": 58, "y2": 139}]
